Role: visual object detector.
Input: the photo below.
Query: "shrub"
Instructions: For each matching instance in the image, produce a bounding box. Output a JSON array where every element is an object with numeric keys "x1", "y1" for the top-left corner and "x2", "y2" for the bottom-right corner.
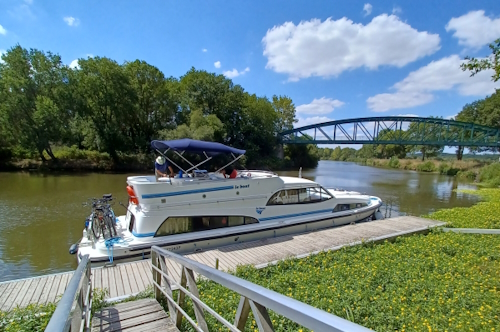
[
  {"x1": 388, "y1": 156, "x2": 400, "y2": 168},
  {"x1": 457, "y1": 170, "x2": 476, "y2": 180},
  {"x1": 0, "y1": 303, "x2": 56, "y2": 331},
  {"x1": 479, "y1": 162, "x2": 500, "y2": 187},
  {"x1": 416, "y1": 161, "x2": 436, "y2": 172},
  {"x1": 438, "y1": 163, "x2": 459, "y2": 176}
]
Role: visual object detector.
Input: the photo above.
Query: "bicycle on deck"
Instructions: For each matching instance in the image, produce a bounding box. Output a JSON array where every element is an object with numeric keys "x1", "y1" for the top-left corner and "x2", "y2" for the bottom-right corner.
[{"x1": 84, "y1": 194, "x2": 117, "y2": 241}]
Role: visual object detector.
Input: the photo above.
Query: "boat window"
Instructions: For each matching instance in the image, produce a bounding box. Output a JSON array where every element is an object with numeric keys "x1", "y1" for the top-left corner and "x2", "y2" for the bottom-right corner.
[
  {"x1": 245, "y1": 217, "x2": 258, "y2": 224},
  {"x1": 155, "y1": 215, "x2": 259, "y2": 237},
  {"x1": 229, "y1": 216, "x2": 245, "y2": 227},
  {"x1": 267, "y1": 186, "x2": 333, "y2": 206},
  {"x1": 155, "y1": 217, "x2": 192, "y2": 236},
  {"x1": 333, "y1": 202, "x2": 368, "y2": 212},
  {"x1": 320, "y1": 188, "x2": 334, "y2": 200}
]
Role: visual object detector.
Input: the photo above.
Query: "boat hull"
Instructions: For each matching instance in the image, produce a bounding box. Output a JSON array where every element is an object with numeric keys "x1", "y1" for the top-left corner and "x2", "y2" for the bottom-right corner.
[{"x1": 78, "y1": 204, "x2": 380, "y2": 266}]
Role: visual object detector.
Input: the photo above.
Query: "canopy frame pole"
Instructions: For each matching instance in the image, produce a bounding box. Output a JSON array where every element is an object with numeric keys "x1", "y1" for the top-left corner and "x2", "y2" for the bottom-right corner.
[
  {"x1": 215, "y1": 154, "x2": 244, "y2": 173},
  {"x1": 186, "y1": 156, "x2": 213, "y2": 173},
  {"x1": 174, "y1": 150, "x2": 198, "y2": 170},
  {"x1": 156, "y1": 149, "x2": 187, "y2": 174}
]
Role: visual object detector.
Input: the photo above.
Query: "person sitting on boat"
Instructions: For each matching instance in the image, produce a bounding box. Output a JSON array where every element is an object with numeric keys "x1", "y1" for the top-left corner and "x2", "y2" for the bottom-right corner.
[{"x1": 155, "y1": 156, "x2": 174, "y2": 180}]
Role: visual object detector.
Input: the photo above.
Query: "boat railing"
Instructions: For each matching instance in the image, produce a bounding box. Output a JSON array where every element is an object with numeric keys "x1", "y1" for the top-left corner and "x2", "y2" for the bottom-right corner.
[
  {"x1": 151, "y1": 245, "x2": 371, "y2": 332},
  {"x1": 44, "y1": 255, "x2": 92, "y2": 332}
]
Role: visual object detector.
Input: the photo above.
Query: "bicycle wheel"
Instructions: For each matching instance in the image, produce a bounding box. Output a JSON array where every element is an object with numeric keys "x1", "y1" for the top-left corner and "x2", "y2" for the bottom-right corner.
[
  {"x1": 92, "y1": 215, "x2": 102, "y2": 240},
  {"x1": 104, "y1": 215, "x2": 117, "y2": 238}
]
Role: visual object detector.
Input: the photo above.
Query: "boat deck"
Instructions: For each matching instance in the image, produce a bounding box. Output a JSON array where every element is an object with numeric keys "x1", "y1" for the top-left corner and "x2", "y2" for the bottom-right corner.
[{"x1": 0, "y1": 216, "x2": 444, "y2": 310}]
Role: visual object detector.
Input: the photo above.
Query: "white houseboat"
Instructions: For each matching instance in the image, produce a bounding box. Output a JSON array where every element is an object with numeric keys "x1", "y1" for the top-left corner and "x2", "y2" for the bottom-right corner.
[{"x1": 76, "y1": 139, "x2": 383, "y2": 265}]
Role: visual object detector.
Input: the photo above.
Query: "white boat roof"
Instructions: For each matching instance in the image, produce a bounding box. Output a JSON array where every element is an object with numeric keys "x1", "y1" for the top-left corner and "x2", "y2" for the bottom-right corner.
[{"x1": 280, "y1": 176, "x2": 319, "y2": 187}]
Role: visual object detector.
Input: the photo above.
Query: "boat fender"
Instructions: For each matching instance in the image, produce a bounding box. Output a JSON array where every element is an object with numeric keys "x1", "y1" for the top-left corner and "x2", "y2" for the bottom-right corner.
[
  {"x1": 69, "y1": 243, "x2": 79, "y2": 255},
  {"x1": 373, "y1": 211, "x2": 384, "y2": 220}
]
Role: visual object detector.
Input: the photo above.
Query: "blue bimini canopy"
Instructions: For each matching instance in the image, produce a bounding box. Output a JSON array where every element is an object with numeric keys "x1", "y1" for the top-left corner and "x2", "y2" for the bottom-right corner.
[{"x1": 151, "y1": 139, "x2": 245, "y2": 156}]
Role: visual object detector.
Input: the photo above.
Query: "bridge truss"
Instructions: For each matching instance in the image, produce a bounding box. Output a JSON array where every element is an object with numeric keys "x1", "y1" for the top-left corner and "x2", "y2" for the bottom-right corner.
[{"x1": 279, "y1": 116, "x2": 500, "y2": 147}]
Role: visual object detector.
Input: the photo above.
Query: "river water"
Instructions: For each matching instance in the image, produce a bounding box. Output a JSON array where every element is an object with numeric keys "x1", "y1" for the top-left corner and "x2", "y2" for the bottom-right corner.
[{"x1": 0, "y1": 161, "x2": 479, "y2": 282}]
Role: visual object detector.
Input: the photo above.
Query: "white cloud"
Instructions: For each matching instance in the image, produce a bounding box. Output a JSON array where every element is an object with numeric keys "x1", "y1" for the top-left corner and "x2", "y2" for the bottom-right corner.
[
  {"x1": 392, "y1": 6, "x2": 402, "y2": 15},
  {"x1": 69, "y1": 59, "x2": 79, "y2": 69},
  {"x1": 214, "y1": 61, "x2": 221, "y2": 68},
  {"x1": 396, "y1": 113, "x2": 418, "y2": 117},
  {"x1": 367, "y1": 55, "x2": 500, "y2": 112},
  {"x1": 296, "y1": 97, "x2": 344, "y2": 115},
  {"x1": 445, "y1": 114, "x2": 457, "y2": 120},
  {"x1": 202, "y1": 48, "x2": 207, "y2": 52},
  {"x1": 223, "y1": 67, "x2": 250, "y2": 78},
  {"x1": 446, "y1": 10, "x2": 500, "y2": 48},
  {"x1": 363, "y1": 3, "x2": 372, "y2": 16},
  {"x1": 295, "y1": 116, "x2": 334, "y2": 128},
  {"x1": 0, "y1": 50, "x2": 6, "y2": 64},
  {"x1": 262, "y1": 14, "x2": 440, "y2": 81},
  {"x1": 63, "y1": 16, "x2": 80, "y2": 27},
  {"x1": 0, "y1": 24, "x2": 6, "y2": 35}
]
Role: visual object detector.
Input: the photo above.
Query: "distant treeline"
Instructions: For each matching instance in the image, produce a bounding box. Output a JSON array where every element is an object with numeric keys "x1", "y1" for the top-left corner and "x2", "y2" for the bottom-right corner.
[{"x1": 0, "y1": 45, "x2": 319, "y2": 170}]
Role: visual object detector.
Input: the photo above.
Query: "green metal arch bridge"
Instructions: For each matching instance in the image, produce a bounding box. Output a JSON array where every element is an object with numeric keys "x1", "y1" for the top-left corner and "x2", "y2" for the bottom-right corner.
[{"x1": 279, "y1": 116, "x2": 500, "y2": 147}]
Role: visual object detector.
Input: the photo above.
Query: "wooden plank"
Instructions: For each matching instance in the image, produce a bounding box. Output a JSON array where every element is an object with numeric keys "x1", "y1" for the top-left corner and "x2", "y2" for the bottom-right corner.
[
  {"x1": 10, "y1": 278, "x2": 33, "y2": 310},
  {"x1": 101, "y1": 266, "x2": 112, "y2": 297},
  {"x1": 136, "y1": 261, "x2": 151, "y2": 290},
  {"x1": 45, "y1": 274, "x2": 62, "y2": 304},
  {"x1": 118, "y1": 318, "x2": 177, "y2": 332},
  {"x1": 21, "y1": 277, "x2": 43, "y2": 307},
  {"x1": 93, "y1": 268, "x2": 102, "y2": 291},
  {"x1": 125, "y1": 263, "x2": 140, "y2": 294},
  {"x1": 94, "y1": 301, "x2": 161, "y2": 322},
  {"x1": 118, "y1": 264, "x2": 132, "y2": 295},
  {"x1": 96, "y1": 298, "x2": 157, "y2": 313},
  {"x1": 130, "y1": 262, "x2": 146, "y2": 292},
  {"x1": 55, "y1": 273, "x2": 70, "y2": 301},
  {"x1": 107, "y1": 266, "x2": 119, "y2": 298},
  {"x1": 0, "y1": 282, "x2": 16, "y2": 311},
  {"x1": 0, "y1": 282, "x2": 15, "y2": 302},
  {"x1": 37, "y1": 275, "x2": 54, "y2": 305},
  {"x1": 113, "y1": 265, "x2": 126, "y2": 297},
  {"x1": 92, "y1": 308, "x2": 167, "y2": 331}
]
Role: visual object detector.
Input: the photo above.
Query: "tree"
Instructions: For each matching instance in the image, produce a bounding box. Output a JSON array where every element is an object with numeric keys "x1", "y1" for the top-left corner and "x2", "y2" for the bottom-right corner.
[
  {"x1": 455, "y1": 91, "x2": 500, "y2": 156},
  {"x1": 406, "y1": 121, "x2": 443, "y2": 160},
  {"x1": 0, "y1": 45, "x2": 69, "y2": 161},
  {"x1": 461, "y1": 38, "x2": 500, "y2": 82},
  {"x1": 159, "y1": 109, "x2": 224, "y2": 141},
  {"x1": 272, "y1": 95, "x2": 297, "y2": 133},
  {"x1": 373, "y1": 129, "x2": 409, "y2": 159},
  {"x1": 72, "y1": 57, "x2": 137, "y2": 160},
  {"x1": 124, "y1": 60, "x2": 178, "y2": 151}
]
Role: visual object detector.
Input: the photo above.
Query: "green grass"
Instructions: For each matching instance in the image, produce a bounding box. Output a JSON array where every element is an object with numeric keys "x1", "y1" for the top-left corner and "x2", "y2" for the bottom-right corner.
[
  {"x1": 0, "y1": 303, "x2": 56, "y2": 332},
  {"x1": 184, "y1": 231, "x2": 500, "y2": 332}
]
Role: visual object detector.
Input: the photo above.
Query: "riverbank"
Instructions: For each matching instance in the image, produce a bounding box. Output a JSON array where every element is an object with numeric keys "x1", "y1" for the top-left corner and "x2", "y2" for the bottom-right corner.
[
  {"x1": 352, "y1": 157, "x2": 500, "y2": 187},
  {"x1": 0, "y1": 147, "x2": 297, "y2": 172}
]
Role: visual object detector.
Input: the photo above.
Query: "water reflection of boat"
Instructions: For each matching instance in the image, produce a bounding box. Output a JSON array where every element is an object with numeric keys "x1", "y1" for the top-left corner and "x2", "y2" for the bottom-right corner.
[{"x1": 76, "y1": 139, "x2": 383, "y2": 265}]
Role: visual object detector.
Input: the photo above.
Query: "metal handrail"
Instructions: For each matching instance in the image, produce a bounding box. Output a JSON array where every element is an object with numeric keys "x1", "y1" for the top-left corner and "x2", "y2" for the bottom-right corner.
[
  {"x1": 45, "y1": 255, "x2": 92, "y2": 332},
  {"x1": 151, "y1": 245, "x2": 371, "y2": 332}
]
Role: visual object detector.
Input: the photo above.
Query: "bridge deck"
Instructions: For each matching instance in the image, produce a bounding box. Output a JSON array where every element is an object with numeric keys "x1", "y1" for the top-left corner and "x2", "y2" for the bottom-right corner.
[
  {"x1": 0, "y1": 216, "x2": 444, "y2": 310},
  {"x1": 91, "y1": 298, "x2": 179, "y2": 332}
]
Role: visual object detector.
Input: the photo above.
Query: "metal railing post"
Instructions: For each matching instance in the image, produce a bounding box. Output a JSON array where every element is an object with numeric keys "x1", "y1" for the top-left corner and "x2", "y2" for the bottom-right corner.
[{"x1": 45, "y1": 255, "x2": 92, "y2": 332}]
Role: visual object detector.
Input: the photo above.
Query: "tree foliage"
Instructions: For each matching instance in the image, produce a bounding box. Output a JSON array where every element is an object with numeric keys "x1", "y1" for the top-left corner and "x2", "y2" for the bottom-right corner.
[
  {"x1": 0, "y1": 45, "x2": 317, "y2": 168},
  {"x1": 461, "y1": 38, "x2": 500, "y2": 82}
]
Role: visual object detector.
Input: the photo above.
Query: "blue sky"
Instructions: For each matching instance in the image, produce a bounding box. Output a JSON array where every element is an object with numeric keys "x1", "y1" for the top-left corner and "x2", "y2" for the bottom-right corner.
[{"x1": 1, "y1": 0, "x2": 500, "y2": 135}]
